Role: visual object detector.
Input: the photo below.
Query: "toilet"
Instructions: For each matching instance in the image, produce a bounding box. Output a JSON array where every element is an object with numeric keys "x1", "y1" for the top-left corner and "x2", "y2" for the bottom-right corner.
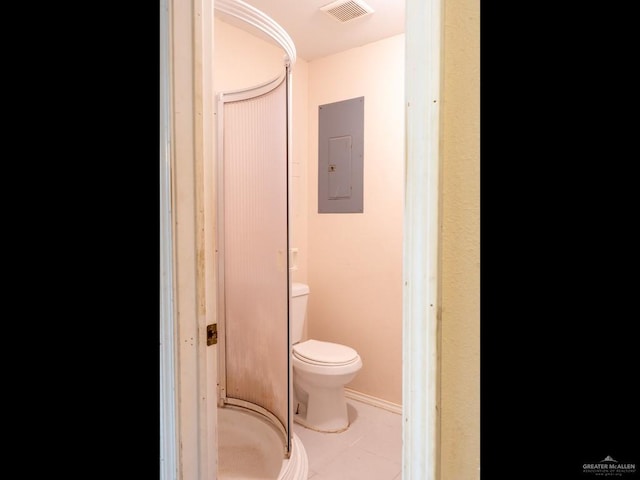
[{"x1": 291, "y1": 282, "x2": 363, "y2": 433}]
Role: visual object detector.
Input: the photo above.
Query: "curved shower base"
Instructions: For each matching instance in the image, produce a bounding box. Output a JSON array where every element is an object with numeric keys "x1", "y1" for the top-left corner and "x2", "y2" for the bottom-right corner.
[{"x1": 218, "y1": 406, "x2": 308, "y2": 479}]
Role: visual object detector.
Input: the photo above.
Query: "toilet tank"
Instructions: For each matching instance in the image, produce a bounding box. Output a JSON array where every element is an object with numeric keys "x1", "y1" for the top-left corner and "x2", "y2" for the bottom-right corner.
[{"x1": 291, "y1": 282, "x2": 310, "y2": 344}]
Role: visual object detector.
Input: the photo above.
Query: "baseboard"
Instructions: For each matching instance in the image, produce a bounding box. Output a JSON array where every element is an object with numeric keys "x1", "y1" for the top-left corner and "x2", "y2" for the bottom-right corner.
[{"x1": 344, "y1": 388, "x2": 402, "y2": 415}]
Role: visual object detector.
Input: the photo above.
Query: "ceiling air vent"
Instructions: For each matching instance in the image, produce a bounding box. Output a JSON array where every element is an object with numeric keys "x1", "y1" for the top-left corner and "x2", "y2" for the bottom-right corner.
[{"x1": 320, "y1": 0, "x2": 374, "y2": 23}]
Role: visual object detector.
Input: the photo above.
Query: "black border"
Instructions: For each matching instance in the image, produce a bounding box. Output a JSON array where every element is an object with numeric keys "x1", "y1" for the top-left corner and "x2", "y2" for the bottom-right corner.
[{"x1": 481, "y1": 3, "x2": 640, "y2": 477}]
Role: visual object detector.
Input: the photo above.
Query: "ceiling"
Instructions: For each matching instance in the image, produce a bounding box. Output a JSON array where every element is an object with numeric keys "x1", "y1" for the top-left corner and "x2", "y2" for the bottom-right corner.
[{"x1": 215, "y1": 0, "x2": 406, "y2": 62}]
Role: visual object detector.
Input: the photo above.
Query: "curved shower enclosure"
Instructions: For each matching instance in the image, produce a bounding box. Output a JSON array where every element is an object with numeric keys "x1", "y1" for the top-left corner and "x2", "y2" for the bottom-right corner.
[{"x1": 214, "y1": 1, "x2": 307, "y2": 478}]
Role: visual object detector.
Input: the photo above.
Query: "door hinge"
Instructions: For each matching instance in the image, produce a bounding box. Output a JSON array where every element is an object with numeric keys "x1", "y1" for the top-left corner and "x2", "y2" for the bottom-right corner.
[{"x1": 206, "y1": 323, "x2": 218, "y2": 346}]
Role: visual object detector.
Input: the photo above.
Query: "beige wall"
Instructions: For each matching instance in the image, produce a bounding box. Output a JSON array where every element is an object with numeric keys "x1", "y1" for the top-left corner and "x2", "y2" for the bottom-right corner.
[
  {"x1": 440, "y1": 0, "x2": 480, "y2": 478},
  {"x1": 290, "y1": 59, "x2": 310, "y2": 285},
  {"x1": 306, "y1": 35, "x2": 405, "y2": 406},
  {"x1": 214, "y1": 18, "x2": 288, "y2": 93}
]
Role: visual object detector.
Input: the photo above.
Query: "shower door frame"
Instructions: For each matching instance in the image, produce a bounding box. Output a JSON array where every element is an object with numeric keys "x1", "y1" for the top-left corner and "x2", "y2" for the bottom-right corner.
[{"x1": 215, "y1": 65, "x2": 293, "y2": 457}]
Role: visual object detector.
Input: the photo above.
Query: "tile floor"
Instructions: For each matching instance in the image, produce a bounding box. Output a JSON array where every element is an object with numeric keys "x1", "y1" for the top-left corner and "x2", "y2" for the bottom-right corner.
[{"x1": 292, "y1": 398, "x2": 402, "y2": 480}]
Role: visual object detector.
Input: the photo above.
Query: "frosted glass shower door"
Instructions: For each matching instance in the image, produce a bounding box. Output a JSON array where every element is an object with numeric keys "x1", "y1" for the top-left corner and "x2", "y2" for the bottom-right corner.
[{"x1": 217, "y1": 70, "x2": 290, "y2": 451}]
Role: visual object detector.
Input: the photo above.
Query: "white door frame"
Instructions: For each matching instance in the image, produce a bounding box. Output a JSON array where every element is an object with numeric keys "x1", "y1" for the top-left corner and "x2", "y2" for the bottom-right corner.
[
  {"x1": 402, "y1": 0, "x2": 443, "y2": 478},
  {"x1": 159, "y1": 0, "x2": 443, "y2": 477}
]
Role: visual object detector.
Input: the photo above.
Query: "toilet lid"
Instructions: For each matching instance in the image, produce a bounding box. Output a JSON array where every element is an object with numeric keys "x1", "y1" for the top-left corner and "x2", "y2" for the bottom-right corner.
[{"x1": 293, "y1": 339, "x2": 359, "y2": 365}]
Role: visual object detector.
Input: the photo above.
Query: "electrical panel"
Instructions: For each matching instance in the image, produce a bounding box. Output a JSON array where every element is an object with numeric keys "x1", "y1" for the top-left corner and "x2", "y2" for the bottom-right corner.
[{"x1": 318, "y1": 96, "x2": 364, "y2": 213}]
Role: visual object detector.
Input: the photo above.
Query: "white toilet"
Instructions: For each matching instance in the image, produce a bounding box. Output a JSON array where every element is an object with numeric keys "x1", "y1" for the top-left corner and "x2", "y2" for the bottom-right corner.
[{"x1": 291, "y1": 282, "x2": 363, "y2": 433}]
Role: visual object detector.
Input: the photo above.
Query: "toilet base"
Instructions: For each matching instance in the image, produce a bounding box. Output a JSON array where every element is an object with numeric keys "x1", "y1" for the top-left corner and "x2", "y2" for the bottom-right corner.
[
  {"x1": 293, "y1": 385, "x2": 350, "y2": 433},
  {"x1": 294, "y1": 413, "x2": 350, "y2": 433}
]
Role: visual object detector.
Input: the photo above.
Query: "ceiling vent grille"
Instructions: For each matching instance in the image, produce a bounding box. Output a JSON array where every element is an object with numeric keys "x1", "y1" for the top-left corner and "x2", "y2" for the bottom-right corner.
[{"x1": 320, "y1": 0, "x2": 374, "y2": 23}]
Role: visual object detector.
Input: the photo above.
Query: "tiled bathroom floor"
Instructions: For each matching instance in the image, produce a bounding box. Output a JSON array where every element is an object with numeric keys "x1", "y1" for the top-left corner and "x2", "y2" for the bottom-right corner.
[{"x1": 292, "y1": 398, "x2": 402, "y2": 480}]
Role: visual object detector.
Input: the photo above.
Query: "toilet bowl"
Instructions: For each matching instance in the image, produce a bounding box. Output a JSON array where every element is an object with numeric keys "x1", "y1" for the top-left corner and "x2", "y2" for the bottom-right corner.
[
  {"x1": 291, "y1": 283, "x2": 363, "y2": 433},
  {"x1": 292, "y1": 339, "x2": 362, "y2": 432}
]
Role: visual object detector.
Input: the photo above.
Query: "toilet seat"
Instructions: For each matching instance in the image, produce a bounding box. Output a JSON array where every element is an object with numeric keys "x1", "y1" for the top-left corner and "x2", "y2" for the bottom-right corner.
[{"x1": 293, "y1": 339, "x2": 359, "y2": 366}]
